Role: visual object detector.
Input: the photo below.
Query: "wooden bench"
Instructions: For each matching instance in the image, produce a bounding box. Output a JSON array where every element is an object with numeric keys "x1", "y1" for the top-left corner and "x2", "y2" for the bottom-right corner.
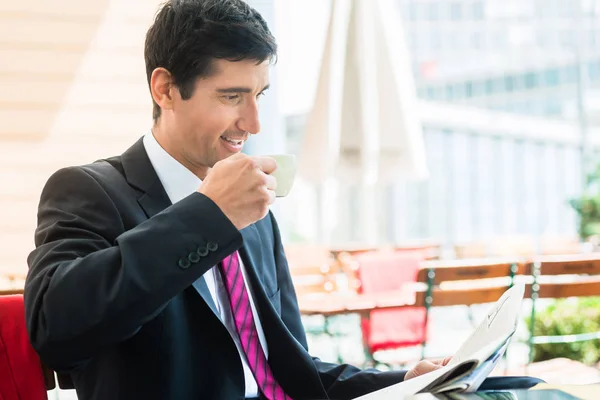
[
  {"x1": 525, "y1": 254, "x2": 600, "y2": 364},
  {"x1": 415, "y1": 258, "x2": 525, "y2": 359}
]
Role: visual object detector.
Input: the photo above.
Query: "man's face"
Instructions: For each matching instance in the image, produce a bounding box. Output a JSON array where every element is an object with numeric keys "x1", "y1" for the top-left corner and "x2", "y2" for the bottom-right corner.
[{"x1": 164, "y1": 58, "x2": 270, "y2": 177}]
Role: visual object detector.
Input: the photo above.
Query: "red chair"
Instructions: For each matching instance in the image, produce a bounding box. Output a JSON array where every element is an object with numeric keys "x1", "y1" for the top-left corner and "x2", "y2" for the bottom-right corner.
[
  {"x1": 355, "y1": 251, "x2": 427, "y2": 366},
  {"x1": 0, "y1": 295, "x2": 53, "y2": 400}
]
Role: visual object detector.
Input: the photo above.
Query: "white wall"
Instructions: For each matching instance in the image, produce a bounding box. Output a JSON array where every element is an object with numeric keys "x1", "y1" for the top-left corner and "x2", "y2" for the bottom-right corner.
[{"x1": 1, "y1": 0, "x2": 162, "y2": 275}]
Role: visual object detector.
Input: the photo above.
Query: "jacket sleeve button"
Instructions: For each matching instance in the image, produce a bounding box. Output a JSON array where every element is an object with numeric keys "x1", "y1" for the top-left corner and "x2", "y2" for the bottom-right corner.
[
  {"x1": 188, "y1": 252, "x2": 200, "y2": 263},
  {"x1": 178, "y1": 258, "x2": 191, "y2": 269}
]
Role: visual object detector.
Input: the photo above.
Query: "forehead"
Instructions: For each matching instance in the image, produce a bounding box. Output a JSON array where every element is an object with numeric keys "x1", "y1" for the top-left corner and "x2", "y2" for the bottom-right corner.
[{"x1": 199, "y1": 58, "x2": 270, "y2": 90}]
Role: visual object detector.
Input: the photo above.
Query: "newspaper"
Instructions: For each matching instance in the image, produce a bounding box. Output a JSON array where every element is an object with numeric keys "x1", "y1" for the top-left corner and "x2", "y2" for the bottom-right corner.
[{"x1": 353, "y1": 283, "x2": 526, "y2": 400}]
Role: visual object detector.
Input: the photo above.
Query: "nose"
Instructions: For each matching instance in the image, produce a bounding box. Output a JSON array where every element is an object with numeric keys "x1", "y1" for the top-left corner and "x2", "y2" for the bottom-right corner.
[{"x1": 236, "y1": 99, "x2": 261, "y2": 134}]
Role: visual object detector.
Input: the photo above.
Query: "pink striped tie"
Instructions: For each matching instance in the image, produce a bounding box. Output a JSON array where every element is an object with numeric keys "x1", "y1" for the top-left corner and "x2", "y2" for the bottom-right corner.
[{"x1": 219, "y1": 252, "x2": 291, "y2": 400}]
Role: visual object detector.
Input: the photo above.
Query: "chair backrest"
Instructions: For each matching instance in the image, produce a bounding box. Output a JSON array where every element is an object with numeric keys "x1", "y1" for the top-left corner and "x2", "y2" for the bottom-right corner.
[
  {"x1": 288, "y1": 263, "x2": 337, "y2": 297},
  {"x1": 526, "y1": 254, "x2": 600, "y2": 363},
  {"x1": 356, "y1": 251, "x2": 422, "y2": 294},
  {"x1": 416, "y1": 258, "x2": 524, "y2": 307},
  {"x1": 527, "y1": 254, "x2": 600, "y2": 299},
  {"x1": 284, "y1": 244, "x2": 339, "y2": 297},
  {"x1": 0, "y1": 295, "x2": 54, "y2": 400},
  {"x1": 354, "y1": 251, "x2": 427, "y2": 356},
  {"x1": 0, "y1": 273, "x2": 26, "y2": 297}
]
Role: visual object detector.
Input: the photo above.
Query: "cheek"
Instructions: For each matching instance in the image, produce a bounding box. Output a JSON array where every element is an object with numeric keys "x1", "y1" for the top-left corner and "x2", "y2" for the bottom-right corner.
[
  {"x1": 179, "y1": 97, "x2": 238, "y2": 141},
  {"x1": 204, "y1": 108, "x2": 238, "y2": 136}
]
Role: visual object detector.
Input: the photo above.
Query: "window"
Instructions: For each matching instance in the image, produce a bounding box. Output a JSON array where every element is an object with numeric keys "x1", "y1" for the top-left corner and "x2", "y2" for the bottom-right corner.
[
  {"x1": 562, "y1": 65, "x2": 578, "y2": 84},
  {"x1": 429, "y1": 3, "x2": 439, "y2": 20},
  {"x1": 445, "y1": 84, "x2": 455, "y2": 100},
  {"x1": 485, "y1": 78, "x2": 494, "y2": 95},
  {"x1": 450, "y1": 3, "x2": 462, "y2": 20},
  {"x1": 473, "y1": 2, "x2": 484, "y2": 19},
  {"x1": 513, "y1": 74, "x2": 525, "y2": 91},
  {"x1": 465, "y1": 81, "x2": 473, "y2": 98},
  {"x1": 544, "y1": 68, "x2": 560, "y2": 86},
  {"x1": 545, "y1": 98, "x2": 563, "y2": 116},
  {"x1": 588, "y1": 60, "x2": 600, "y2": 81},
  {"x1": 505, "y1": 76, "x2": 515, "y2": 92},
  {"x1": 434, "y1": 86, "x2": 445, "y2": 100},
  {"x1": 454, "y1": 82, "x2": 466, "y2": 100},
  {"x1": 524, "y1": 72, "x2": 538, "y2": 89},
  {"x1": 427, "y1": 85, "x2": 436, "y2": 99},
  {"x1": 492, "y1": 77, "x2": 506, "y2": 94},
  {"x1": 471, "y1": 80, "x2": 484, "y2": 97}
]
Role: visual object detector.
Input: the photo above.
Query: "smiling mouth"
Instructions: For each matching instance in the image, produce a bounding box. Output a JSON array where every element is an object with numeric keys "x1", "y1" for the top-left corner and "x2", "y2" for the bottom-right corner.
[{"x1": 220, "y1": 136, "x2": 245, "y2": 146}]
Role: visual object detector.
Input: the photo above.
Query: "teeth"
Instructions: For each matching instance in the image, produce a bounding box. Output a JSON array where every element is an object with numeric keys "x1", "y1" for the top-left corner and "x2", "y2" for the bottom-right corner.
[{"x1": 223, "y1": 137, "x2": 242, "y2": 145}]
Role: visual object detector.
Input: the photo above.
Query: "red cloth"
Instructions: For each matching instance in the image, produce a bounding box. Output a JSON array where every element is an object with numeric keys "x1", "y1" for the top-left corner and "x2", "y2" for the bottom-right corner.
[
  {"x1": 356, "y1": 252, "x2": 428, "y2": 353},
  {"x1": 0, "y1": 295, "x2": 47, "y2": 400}
]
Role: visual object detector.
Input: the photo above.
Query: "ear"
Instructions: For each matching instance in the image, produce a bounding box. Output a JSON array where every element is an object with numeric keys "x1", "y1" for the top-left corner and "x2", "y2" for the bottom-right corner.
[{"x1": 150, "y1": 67, "x2": 176, "y2": 114}]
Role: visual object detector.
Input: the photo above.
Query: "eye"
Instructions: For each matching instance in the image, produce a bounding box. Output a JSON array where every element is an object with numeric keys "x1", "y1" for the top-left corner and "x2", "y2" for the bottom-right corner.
[
  {"x1": 224, "y1": 95, "x2": 240, "y2": 101},
  {"x1": 256, "y1": 91, "x2": 266, "y2": 99}
]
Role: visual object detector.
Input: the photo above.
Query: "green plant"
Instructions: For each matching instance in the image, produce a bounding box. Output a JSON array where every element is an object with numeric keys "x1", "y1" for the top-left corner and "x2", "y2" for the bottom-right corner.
[
  {"x1": 526, "y1": 297, "x2": 600, "y2": 365},
  {"x1": 570, "y1": 162, "x2": 600, "y2": 239}
]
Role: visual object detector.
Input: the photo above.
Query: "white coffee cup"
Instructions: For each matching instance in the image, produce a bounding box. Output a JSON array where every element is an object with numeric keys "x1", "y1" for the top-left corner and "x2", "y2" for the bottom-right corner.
[{"x1": 265, "y1": 154, "x2": 296, "y2": 197}]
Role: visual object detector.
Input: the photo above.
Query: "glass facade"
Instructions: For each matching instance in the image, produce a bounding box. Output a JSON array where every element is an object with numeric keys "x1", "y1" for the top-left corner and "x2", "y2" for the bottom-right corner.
[
  {"x1": 400, "y1": 0, "x2": 600, "y2": 120},
  {"x1": 285, "y1": 114, "x2": 585, "y2": 247},
  {"x1": 416, "y1": 59, "x2": 600, "y2": 117}
]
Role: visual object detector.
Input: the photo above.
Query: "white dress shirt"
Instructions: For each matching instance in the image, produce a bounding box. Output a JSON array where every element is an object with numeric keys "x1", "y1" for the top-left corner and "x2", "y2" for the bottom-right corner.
[{"x1": 143, "y1": 131, "x2": 268, "y2": 398}]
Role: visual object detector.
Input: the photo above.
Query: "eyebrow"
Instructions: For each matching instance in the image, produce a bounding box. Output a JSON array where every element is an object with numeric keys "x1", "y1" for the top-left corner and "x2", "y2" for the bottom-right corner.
[{"x1": 216, "y1": 84, "x2": 270, "y2": 94}]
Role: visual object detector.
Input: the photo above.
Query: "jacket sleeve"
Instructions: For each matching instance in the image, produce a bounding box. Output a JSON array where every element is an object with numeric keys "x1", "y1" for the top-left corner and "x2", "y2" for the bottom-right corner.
[
  {"x1": 269, "y1": 212, "x2": 407, "y2": 399},
  {"x1": 25, "y1": 166, "x2": 242, "y2": 370}
]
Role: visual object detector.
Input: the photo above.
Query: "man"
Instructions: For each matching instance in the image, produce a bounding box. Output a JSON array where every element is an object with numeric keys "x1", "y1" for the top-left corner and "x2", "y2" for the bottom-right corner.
[{"x1": 25, "y1": 1, "x2": 541, "y2": 399}]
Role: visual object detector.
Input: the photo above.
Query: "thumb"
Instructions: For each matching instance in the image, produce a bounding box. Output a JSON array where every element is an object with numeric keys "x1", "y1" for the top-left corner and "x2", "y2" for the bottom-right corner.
[{"x1": 405, "y1": 360, "x2": 444, "y2": 381}]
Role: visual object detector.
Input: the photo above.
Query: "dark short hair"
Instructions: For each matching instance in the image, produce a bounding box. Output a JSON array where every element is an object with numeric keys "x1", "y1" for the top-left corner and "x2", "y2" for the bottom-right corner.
[{"x1": 144, "y1": 0, "x2": 277, "y2": 121}]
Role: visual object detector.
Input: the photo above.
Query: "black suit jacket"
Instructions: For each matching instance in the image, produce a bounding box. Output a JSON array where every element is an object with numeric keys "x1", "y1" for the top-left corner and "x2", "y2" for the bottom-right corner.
[{"x1": 25, "y1": 138, "x2": 406, "y2": 400}]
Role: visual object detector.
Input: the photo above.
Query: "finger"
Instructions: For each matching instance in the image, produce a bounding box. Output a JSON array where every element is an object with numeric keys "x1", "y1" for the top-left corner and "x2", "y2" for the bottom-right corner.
[
  {"x1": 422, "y1": 360, "x2": 440, "y2": 370},
  {"x1": 267, "y1": 188, "x2": 276, "y2": 205},
  {"x1": 265, "y1": 174, "x2": 277, "y2": 191},
  {"x1": 442, "y1": 356, "x2": 452, "y2": 366},
  {"x1": 254, "y1": 156, "x2": 277, "y2": 174}
]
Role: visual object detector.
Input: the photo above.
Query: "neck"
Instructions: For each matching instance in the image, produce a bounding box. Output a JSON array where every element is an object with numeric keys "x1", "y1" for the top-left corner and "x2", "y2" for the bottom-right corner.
[{"x1": 151, "y1": 121, "x2": 210, "y2": 180}]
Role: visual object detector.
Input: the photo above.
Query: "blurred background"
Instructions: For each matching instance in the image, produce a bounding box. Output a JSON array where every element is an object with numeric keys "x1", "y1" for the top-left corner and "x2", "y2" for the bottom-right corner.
[
  {"x1": 4, "y1": 0, "x2": 600, "y2": 272},
  {"x1": 3, "y1": 0, "x2": 600, "y2": 397}
]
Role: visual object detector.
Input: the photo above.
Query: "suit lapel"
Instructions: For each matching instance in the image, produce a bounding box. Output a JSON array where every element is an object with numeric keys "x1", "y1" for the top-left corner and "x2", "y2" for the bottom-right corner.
[
  {"x1": 238, "y1": 225, "x2": 267, "y2": 293},
  {"x1": 120, "y1": 137, "x2": 219, "y2": 317}
]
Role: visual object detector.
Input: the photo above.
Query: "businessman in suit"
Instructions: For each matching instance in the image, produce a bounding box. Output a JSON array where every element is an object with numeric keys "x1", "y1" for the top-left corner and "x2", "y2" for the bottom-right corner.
[{"x1": 25, "y1": 1, "x2": 542, "y2": 399}]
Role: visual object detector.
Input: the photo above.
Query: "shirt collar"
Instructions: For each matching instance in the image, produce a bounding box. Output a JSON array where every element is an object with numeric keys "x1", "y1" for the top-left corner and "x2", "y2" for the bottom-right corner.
[{"x1": 143, "y1": 131, "x2": 202, "y2": 204}]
